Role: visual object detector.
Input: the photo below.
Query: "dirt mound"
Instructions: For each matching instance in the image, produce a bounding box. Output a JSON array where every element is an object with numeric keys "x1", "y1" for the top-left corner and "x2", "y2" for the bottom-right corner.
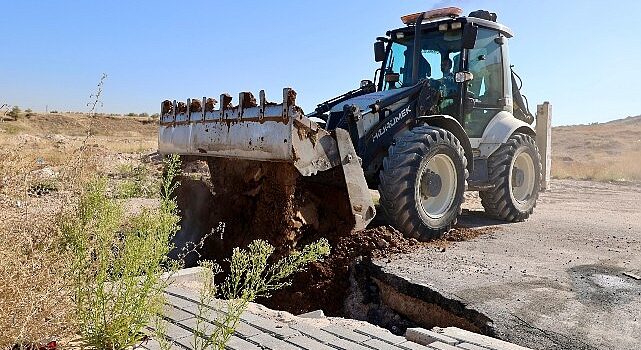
[{"x1": 261, "y1": 225, "x2": 416, "y2": 316}]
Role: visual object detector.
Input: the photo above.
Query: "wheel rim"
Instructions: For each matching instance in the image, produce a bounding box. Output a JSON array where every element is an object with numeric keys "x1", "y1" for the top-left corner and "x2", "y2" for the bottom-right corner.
[
  {"x1": 510, "y1": 150, "x2": 536, "y2": 204},
  {"x1": 416, "y1": 154, "x2": 457, "y2": 219}
]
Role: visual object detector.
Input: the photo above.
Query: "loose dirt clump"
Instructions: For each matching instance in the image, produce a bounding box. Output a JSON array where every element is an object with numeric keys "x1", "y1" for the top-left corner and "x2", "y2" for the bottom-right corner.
[{"x1": 426, "y1": 226, "x2": 498, "y2": 250}]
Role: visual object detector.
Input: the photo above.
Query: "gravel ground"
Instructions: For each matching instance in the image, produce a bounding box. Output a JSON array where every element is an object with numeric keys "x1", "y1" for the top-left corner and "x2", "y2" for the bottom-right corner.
[{"x1": 374, "y1": 179, "x2": 641, "y2": 350}]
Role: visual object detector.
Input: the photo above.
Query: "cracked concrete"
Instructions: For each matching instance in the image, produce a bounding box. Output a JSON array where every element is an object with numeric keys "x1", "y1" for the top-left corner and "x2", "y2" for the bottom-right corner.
[{"x1": 370, "y1": 179, "x2": 641, "y2": 350}]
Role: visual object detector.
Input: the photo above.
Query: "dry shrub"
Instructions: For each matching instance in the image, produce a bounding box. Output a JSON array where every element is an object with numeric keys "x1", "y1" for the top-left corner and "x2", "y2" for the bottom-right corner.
[
  {"x1": 0, "y1": 131, "x2": 104, "y2": 347},
  {"x1": 0, "y1": 149, "x2": 75, "y2": 347}
]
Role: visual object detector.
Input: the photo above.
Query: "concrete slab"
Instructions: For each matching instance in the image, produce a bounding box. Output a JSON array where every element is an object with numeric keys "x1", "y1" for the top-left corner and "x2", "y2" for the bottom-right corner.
[
  {"x1": 457, "y1": 344, "x2": 490, "y2": 350},
  {"x1": 248, "y1": 333, "x2": 301, "y2": 350},
  {"x1": 363, "y1": 338, "x2": 407, "y2": 349},
  {"x1": 372, "y1": 180, "x2": 641, "y2": 350},
  {"x1": 226, "y1": 336, "x2": 261, "y2": 350},
  {"x1": 427, "y1": 342, "x2": 460, "y2": 350},
  {"x1": 405, "y1": 328, "x2": 459, "y2": 346},
  {"x1": 355, "y1": 325, "x2": 407, "y2": 345},
  {"x1": 147, "y1": 263, "x2": 533, "y2": 350},
  {"x1": 397, "y1": 341, "x2": 433, "y2": 350},
  {"x1": 321, "y1": 324, "x2": 371, "y2": 343},
  {"x1": 287, "y1": 335, "x2": 336, "y2": 350}
]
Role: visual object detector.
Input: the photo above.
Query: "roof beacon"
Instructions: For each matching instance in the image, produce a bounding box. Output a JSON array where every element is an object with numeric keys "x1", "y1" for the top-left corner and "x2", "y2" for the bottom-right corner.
[{"x1": 401, "y1": 7, "x2": 462, "y2": 25}]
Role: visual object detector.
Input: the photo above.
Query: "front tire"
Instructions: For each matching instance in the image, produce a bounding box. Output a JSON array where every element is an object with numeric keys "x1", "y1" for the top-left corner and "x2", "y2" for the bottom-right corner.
[
  {"x1": 379, "y1": 126, "x2": 467, "y2": 240},
  {"x1": 480, "y1": 133, "x2": 542, "y2": 221}
]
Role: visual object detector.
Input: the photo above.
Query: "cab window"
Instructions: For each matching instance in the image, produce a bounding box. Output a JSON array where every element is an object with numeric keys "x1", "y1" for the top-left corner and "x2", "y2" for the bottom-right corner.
[{"x1": 464, "y1": 28, "x2": 504, "y2": 137}]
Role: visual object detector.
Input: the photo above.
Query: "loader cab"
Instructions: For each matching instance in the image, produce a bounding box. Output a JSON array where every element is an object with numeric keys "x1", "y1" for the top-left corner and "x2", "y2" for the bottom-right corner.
[{"x1": 376, "y1": 9, "x2": 514, "y2": 138}]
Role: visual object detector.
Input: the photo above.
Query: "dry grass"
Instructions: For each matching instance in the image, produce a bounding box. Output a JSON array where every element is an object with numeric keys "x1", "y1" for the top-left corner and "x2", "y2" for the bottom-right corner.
[
  {"x1": 0, "y1": 149, "x2": 75, "y2": 347},
  {"x1": 551, "y1": 116, "x2": 641, "y2": 183},
  {"x1": 0, "y1": 112, "x2": 159, "y2": 347},
  {"x1": 553, "y1": 151, "x2": 641, "y2": 182}
]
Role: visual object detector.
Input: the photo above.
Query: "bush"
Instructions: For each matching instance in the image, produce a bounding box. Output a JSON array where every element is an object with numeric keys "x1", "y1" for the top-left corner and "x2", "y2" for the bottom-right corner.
[
  {"x1": 193, "y1": 238, "x2": 330, "y2": 350},
  {"x1": 60, "y1": 155, "x2": 182, "y2": 350},
  {"x1": 7, "y1": 106, "x2": 20, "y2": 119},
  {"x1": 126, "y1": 112, "x2": 136, "y2": 117},
  {"x1": 138, "y1": 112, "x2": 149, "y2": 118}
]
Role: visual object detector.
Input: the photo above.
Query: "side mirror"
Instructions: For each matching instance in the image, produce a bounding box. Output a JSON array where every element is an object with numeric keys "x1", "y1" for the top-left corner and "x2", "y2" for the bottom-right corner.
[
  {"x1": 462, "y1": 24, "x2": 478, "y2": 49},
  {"x1": 360, "y1": 79, "x2": 373, "y2": 88},
  {"x1": 374, "y1": 41, "x2": 386, "y2": 62}
]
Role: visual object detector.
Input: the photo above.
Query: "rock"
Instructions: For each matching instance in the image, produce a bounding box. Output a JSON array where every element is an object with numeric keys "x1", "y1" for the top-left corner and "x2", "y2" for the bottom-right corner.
[
  {"x1": 32, "y1": 167, "x2": 58, "y2": 179},
  {"x1": 375, "y1": 237, "x2": 389, "y2": 249},
  {"x1": 295, "y1": 201, "x2": 319, "y2": 230}
]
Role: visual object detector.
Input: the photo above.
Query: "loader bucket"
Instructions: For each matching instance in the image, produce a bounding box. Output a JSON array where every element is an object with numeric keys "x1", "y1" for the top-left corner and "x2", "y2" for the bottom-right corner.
[{"x1": 159, "y1": 88, "x2": 375, "y2": 252}]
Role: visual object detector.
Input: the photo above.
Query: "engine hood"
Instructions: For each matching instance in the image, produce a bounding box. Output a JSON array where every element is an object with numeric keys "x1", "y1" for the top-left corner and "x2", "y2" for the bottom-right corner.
[{"x1": 329, "y1": 86, "x2": 414, "y2": 113}]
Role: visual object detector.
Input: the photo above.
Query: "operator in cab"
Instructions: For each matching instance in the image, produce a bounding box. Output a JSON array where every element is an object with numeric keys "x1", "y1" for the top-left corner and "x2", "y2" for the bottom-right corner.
[
  {"x1": 438, "y1": 56, "x2": 458, "y2": 115},
  {"x1": 439, "y1": 57, "x2": 457, "y2": 96}
]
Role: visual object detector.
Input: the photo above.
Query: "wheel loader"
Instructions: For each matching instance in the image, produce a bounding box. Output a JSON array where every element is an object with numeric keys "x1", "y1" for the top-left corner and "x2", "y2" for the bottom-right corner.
[{"x1": 159, "y1": 7, "x2": 543, "y2": 245}]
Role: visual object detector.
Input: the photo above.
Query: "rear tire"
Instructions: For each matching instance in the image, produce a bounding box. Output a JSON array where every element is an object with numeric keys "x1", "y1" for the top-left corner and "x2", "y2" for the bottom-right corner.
[
  {"x1": 480, "y1": 133, "x2": 541, "y2": 221},
  {"x1": 379, "y1": 126, "x2": 467, "y2": 240}
]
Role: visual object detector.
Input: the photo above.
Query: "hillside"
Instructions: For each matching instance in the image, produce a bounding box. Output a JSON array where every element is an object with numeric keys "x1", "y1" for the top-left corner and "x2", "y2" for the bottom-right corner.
[
  {"x1": 0, "y1": 112, "x2": 158, "y2": 176},
  {"x1": 552, "y1": 115, "x2": 641, "y2": 182}
]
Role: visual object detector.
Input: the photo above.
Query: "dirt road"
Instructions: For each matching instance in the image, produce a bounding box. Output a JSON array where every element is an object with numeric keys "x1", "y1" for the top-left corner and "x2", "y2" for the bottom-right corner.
[{"x1": 372, "y1": 179, "x2": 641, "y2": 350}]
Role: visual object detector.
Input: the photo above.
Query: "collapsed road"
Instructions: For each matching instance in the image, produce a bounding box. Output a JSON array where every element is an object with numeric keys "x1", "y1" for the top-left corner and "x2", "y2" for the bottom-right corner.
[
  {"x1": 174, "y1": 155, "x2": 641, "y2": 350},
  {"x1": 359, "y1": 179, "x2": 641, "y2": 350}
]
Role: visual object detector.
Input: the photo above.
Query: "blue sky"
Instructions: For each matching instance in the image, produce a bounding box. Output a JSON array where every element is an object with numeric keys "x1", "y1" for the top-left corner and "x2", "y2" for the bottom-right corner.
[{"x1": 1, "y1": 1, "x2": 640, "y2": 125}]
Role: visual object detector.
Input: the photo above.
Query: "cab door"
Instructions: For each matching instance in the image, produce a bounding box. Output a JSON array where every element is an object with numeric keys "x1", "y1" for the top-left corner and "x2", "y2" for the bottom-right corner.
[{"x1": 463, "y1": 28, "x2": 508, "y2": 137}]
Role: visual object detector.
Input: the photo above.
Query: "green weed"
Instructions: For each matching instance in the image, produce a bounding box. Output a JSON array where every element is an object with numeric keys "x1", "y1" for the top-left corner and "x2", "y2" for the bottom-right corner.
[
  {"x1": 60, "y1": 154, "x2": 182, "y2": 350},
  {"x1": 193, "y1": 238, "x2": 331, "y2": 350},
  {"x1": 116, "y1": 163, "x2": 159, "y2": 199}
]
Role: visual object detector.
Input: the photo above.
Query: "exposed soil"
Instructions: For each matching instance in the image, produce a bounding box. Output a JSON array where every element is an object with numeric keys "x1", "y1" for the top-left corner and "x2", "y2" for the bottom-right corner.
[
  {"x1": 173, "y1": 158, "x2": 418, "y2": 315},
  {"x1": 174, "y1": 157, "x2": 356, "y2": 263},
  {"x1": 173, "y1": 158, "x2": 304, "y2": 267},
  {"x1": 262, "y1": 225, "x2": 416, "y2": 316},
  {"x1": 174, "y1": 159, "x2": 495, "y2": 317}
]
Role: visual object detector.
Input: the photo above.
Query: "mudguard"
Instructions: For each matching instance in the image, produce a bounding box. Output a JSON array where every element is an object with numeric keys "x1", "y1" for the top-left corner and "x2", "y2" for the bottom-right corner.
[{"x1": 477, "y1": 111, "x2": 535, "y2": 158}]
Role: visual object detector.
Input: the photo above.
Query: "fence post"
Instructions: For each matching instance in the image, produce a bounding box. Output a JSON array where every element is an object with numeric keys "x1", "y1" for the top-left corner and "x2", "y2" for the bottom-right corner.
[{"x1": 536, "y1": 102, "x2": 552, "y2": 191}]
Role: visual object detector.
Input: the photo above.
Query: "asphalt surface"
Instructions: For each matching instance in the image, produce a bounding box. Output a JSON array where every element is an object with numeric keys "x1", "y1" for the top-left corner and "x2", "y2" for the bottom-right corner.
[{"x1": 374, "y1": 179, "x2": 641, "y2": 350}]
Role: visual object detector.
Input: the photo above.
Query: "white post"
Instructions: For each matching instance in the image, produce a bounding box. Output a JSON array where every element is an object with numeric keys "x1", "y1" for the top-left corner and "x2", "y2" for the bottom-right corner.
[{"x1": 536, "y1": 102, "x2": 552, "y2": 191}]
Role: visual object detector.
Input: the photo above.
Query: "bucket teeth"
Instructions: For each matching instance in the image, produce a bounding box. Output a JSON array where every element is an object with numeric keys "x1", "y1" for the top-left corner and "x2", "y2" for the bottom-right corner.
[
  {"x1": 239, "y1": 92, "x2": 258, "y2": 109},
  {"x1": 205, "y1": 98, "x2": 217, "y2": 112},
  {"x1": 284, "y1": 88, "x2": 297, "y2": 106},
  {"x1": 161, "y1": 100, "x2": 172, "y2": 115},
  {"x1": 160, "y1": 88, "x2": 299, "y2": 123},
  {"x1": 190, "y1": 98, "x2": 202, "y2": 113},
  {"x1": 259, "y1": 90, "x2": 266, "y2": 108},
  {"x1": 220, "y1": 93, "x2": 233, "y2": 109},
  {"x1": 176, "y1": 101, "x2": 187, "y2": 114}
]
